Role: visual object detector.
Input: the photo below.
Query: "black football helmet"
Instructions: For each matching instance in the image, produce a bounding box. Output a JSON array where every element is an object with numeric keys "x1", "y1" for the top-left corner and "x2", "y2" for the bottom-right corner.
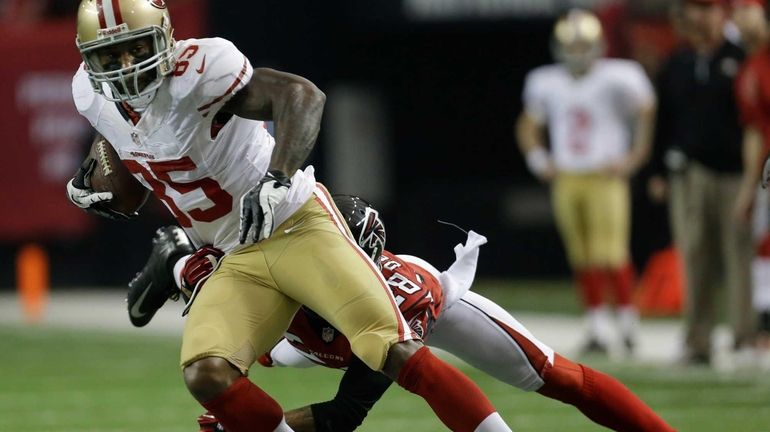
[{"x1": 332, "y1": 195, "x2": 386, "y2": 263}]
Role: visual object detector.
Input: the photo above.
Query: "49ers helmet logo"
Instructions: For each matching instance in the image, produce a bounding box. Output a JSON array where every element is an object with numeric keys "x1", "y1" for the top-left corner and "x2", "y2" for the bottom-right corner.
[{"x1": 149, "y1": 0, "x2": 167, "y2": 9}]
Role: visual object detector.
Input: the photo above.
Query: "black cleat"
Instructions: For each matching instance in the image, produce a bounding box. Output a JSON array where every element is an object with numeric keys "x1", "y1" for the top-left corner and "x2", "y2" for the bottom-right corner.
[{"x1": 127, "y1": 226, "x2": 193, "y2": 327}]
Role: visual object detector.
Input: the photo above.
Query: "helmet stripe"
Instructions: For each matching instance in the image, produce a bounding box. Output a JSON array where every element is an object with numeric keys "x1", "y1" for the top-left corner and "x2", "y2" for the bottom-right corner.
[
  {"x1": 100, "y1": 0, "x2": 118, "y2": 27},
  {"x1": 95, "y1": 0, "x2": 107, "y2": 29},
  {"x1": 111, "y1": 0, "x2": 124, "y2": 25}
]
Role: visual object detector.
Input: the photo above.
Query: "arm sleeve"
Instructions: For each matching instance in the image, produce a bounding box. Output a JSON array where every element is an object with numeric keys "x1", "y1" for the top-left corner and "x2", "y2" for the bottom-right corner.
[{"x1": 310, "y1": 357, "x2": 393, "y2": 432}]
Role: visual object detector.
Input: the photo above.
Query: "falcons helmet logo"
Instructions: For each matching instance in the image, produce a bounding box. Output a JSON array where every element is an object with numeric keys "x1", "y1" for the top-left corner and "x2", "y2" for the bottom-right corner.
[{"x1": 356, "y1": 207, "x2": 386, "y2": 262}]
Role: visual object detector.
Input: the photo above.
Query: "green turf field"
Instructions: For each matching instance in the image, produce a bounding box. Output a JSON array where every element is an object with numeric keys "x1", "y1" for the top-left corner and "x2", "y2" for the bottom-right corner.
[{"x1": 2, "y1": 323, "x2": 769, "y2": 432}]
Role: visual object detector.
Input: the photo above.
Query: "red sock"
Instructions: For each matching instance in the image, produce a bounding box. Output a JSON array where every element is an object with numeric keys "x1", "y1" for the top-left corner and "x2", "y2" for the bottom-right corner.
[
  {"x1": 607, "y1": 263, "x2": 635, "y2": 306},
  {"x1": 538, "y1": 354, "x2": 675, "y2": 432},
  {"x1": 397, "y1": 346, "x2": 497, "y2": 432},
  {"x1": 576, "y1": 268, "x2": 603, "y2": 308},
  {"x1": 201, "y1": 376, "x2": 283, "y2": 432}
]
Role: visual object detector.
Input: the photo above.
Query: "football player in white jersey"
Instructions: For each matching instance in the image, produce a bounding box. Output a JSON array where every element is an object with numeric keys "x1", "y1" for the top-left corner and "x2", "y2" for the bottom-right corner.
[
  {"x1": 516, "y1": 9, "x2": 657, "y2": 355},
  {"x1": 65, "y1": 1, "x2": 513, "y2": 431},
  {"x1": 128, "y1": 196, "x2": 675, "y2": 431}
]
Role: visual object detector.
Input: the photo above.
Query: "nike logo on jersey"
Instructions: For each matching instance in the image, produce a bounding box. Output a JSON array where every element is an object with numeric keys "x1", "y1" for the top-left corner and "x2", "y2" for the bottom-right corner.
[
  {"x1": 129, "y1": 282, "x2": 153, "y2": 319},
  {"x1": 196, "y1": 56, "x2": 206, "y2": 74}
]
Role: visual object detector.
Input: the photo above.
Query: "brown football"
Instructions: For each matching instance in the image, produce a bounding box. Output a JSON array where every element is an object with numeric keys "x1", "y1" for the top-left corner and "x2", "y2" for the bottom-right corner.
[{"x1": 88, "y1": 137, "x2": 150, "y2": 216}]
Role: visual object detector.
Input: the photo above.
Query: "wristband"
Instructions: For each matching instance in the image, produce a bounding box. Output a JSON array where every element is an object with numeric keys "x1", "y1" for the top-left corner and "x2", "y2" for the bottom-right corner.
[{"x1": 525, "y1": 147, "x2": 551, "y2": 176}]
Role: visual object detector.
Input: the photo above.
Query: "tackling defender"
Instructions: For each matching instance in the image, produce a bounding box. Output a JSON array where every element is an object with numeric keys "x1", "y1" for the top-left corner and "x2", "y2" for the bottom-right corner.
[
  {"x1": 131, "y1": 196, "x2": 676, "y2": 432},
  {"x1": 65, "y1": 1, "x2": 512, "y2": 431},
  {"x1": 516, "y1": 10, "x2": 656, "y2": 353}
]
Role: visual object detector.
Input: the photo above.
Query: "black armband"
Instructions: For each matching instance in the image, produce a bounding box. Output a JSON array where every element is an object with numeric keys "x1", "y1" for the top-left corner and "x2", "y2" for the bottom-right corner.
[{"x1": 310, "y1": 357, "x2": 393, "y2": 432}]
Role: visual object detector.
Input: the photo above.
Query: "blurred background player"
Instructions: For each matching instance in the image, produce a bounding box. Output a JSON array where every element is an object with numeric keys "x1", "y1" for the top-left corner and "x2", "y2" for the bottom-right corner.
[
  {"x1": 732, "y1": 0, "x2": 770, "y2": 359},
  {"x1": 131, "y1": 195, "x2": 675, "y2": 432},
  {"x1": 649, "y1": 0, "x2": 754, "y2": 366},
  {"x1": 516, "y1": 9, "x2": 657, "y2": 354}
]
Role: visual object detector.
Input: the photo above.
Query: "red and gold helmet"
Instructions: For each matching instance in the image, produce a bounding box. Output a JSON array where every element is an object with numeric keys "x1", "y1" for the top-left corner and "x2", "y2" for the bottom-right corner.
[{"x1": 76, "y1": 0, "x2": 174, "y2": 102}]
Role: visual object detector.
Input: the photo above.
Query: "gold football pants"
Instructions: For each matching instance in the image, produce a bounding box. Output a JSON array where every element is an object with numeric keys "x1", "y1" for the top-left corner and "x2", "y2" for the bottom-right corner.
[
  {"x1": 551, "y1": 173, "x2": 630, "y2": 269},
  {"x1": 180, "y1": 185, "x2": 415, "y2": 374}
]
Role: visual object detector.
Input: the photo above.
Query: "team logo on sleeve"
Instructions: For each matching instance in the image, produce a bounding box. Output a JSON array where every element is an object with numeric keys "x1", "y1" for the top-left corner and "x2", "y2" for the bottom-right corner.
[{"x1": 149, "y1": 0, "x2": 167, "y2": 9}]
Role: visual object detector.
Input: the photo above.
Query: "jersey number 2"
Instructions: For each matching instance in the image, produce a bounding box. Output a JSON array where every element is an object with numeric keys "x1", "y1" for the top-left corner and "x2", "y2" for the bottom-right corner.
[{"x1": 124, "y1": 157, "x2": 233, "y2": 227}]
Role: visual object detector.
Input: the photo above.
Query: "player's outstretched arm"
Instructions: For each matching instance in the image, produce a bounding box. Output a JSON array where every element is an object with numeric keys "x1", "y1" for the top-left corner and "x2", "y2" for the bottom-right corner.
[
  {"x1": 284, "y1": 357, "x2": 393, "y2": 432},
  {"x1": 222, "y1": 67, "x2": 326, "y2": 175}
]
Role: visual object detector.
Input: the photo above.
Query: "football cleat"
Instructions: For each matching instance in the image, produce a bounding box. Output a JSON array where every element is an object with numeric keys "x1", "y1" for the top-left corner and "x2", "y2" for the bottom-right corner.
[{"x1": 127, "y1": 226, "x2": 193, "y2": 327}]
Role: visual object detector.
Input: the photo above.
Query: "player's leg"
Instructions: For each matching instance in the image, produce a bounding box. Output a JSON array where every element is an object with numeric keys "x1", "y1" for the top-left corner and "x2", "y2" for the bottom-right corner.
[
  {"x1": 718, "y1": 173, "x2": 756, "y2": 350},
  {"x1": 553, "y1": 174, "x2": 609, "y2": 351},
  {"x1": 675, "y1": 164, "x2": 719, "y2": 363},
  {"x1": 429, "y1": 291, "x2": 676, "y2": 431},
  {"x1": 181, "y1": 247, "x2": 300, "y2": 432},
  {"x1": 588, "y1": 175, "x2": 637, "y2": 349},
  {"x1": 269, "y1": 187, "x2": 511, "y2": 431}
]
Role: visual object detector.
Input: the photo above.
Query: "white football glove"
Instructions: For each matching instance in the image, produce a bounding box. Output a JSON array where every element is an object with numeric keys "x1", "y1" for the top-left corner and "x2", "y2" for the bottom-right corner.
[
  {"x1": 239, "y1": 170, "x2": 292, "y2": 243},
  {"x1": 66, "y1": 157, "x2": 113, "y2": 209}
]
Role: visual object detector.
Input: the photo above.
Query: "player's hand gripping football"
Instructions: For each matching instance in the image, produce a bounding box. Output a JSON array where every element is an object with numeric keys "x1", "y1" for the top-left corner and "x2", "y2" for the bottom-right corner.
[
  {"x1": 239, "y1": 170, "x2": 292, "y2": 243},
  {"x1": 65, "y1": 157, "x2": 131, "y2": 220}
]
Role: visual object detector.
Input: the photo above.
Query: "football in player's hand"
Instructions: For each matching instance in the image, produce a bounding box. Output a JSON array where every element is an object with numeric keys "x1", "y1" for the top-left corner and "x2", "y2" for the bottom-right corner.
[{"x1": 88, "y1": 137, "x2": 150, "y2": 215}]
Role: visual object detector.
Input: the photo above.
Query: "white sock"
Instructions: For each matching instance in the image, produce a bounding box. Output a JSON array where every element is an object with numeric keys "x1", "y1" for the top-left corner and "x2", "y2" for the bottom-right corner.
[
  {"x1": 474, "y1": 412, "x2": 512, "y2": 432},
  {"x1": 586, "y1": 305, "x2": 611, "y2": 343},
  {"x1": 618, "y1": 305, "x2": 639, "y2": 340},
  {"x1": 273, "y1": 417, "x2": 294, "y2": 432}
]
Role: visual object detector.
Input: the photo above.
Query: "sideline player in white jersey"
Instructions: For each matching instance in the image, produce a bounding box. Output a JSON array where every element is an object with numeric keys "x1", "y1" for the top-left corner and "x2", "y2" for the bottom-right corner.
[
  {"x1": 516, "y1": 9, "x2": 657, "y2": 354},
  {"x1": 65, "y1": 1, "x2": 512, "y2": 431},
  {"x1": 128, "y1": 196, "x2": 675, "y2": 431}
]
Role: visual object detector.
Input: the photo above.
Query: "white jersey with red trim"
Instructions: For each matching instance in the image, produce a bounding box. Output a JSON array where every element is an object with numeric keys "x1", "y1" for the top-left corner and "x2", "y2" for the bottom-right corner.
[
  {"x1": 72, "y1": 37, "x2": 276, "y2": 252},
  {"x1": 522, "y1": 59, "x2": 654, "y2": 173}
]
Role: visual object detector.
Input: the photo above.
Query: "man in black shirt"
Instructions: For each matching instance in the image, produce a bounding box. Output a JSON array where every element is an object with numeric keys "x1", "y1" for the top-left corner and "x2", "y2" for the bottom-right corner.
[{"x1": 650, "y1": 0, "x2": 755, "y2": 365}]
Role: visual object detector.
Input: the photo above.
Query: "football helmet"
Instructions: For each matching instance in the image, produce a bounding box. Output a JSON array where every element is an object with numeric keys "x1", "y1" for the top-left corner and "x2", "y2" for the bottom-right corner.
[
  {"x1": 551, "y1": 9, "x2": 605, "y2": 75},
  {"x1": 76, "y1": 0, "x2": 174, "y2": 103},
  {"x1": 332, "y1": 195, "x2": 387, "y2": 264}
]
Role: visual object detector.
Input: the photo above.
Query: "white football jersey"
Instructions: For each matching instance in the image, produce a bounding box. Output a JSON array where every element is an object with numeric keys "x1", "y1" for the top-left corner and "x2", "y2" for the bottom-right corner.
[
  {"x1": 522, "y1": 59, "x2": 654, "y2": 172},
  {"x1": 72, "y1": 37, "x2": 277, "y2": 252}
]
